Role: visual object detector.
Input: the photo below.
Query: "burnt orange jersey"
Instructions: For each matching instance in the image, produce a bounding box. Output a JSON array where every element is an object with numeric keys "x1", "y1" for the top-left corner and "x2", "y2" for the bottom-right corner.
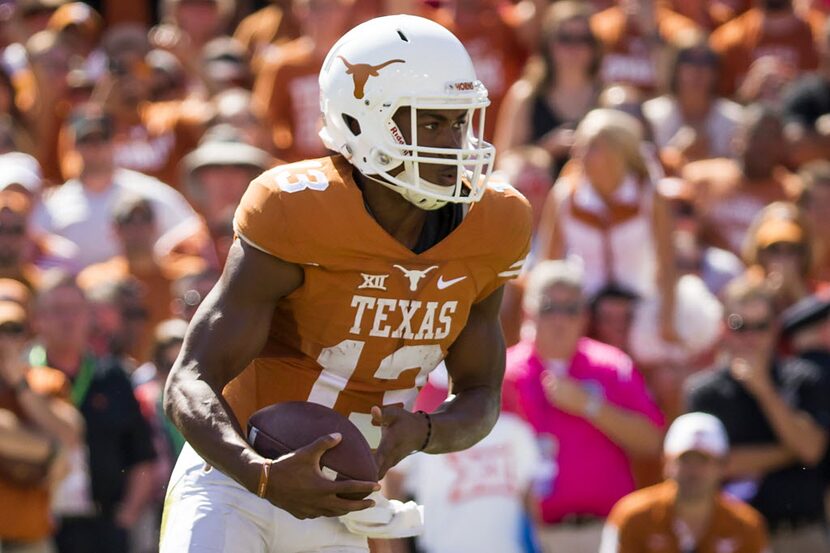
[{"x1": 226, "y1": 155, "x2": 532, "y2": 447}]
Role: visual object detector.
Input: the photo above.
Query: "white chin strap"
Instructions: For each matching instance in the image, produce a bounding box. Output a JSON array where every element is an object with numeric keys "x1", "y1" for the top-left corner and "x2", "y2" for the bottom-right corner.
[
  {"x1": 365, "y1": 168, "x2": 450, "y2": 211},
  {"x1": 397, "y1": 166, "x2": 450, "y2": 211}
]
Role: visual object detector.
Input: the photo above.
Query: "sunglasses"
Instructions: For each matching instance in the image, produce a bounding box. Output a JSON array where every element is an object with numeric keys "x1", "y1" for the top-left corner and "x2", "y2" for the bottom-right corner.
[
  {"x1": 727, "y1": 314, "x2": 773, "y2": 333},
  {"x1": 539, "y1": 300, "x2": 584, "y2": 317},
  {"x1": 762, "y1": 242, "x2": 804, "y2": 256},
  {"x1": 555, "y1": 34, "x2": 593, "y2": 45},
  {"x1": 0, "y1": 322, "x2": 25, "y2": 336}
]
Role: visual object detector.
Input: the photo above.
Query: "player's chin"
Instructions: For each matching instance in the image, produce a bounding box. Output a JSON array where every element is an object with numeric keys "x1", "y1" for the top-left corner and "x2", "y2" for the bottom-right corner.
[{"x1": 421, "y1": 166, "x2": 458, "y2": 188}]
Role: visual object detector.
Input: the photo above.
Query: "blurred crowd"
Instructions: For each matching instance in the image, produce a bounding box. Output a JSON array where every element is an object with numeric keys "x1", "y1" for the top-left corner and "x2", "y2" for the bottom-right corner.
[{"x1": 0, "y1": 0, "x2": 829, "y2": 552}]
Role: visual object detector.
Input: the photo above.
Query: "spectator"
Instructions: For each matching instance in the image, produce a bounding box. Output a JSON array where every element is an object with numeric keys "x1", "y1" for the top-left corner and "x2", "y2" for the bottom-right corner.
[
  {"x1": 146, "y1": 49, "x2": 188, "y2": 102},
  {"x1": 588, "y1": 284, "x2": 639, "y2": 355},
  {"x1": 0, "y1": 190, "x2": 41, "y2": 288},
  {"x1": 685, "y1": 277, "x2": 830, "y2": 553},
  {"x1": 683, "y1": 105, "x2": 799, "y2": 257},
  {"x1": 167, "y1": 124, "x2": 272, "y2": 268},
  {"x1": 66, "y1": 25, "x2": 208, "y2": 191},
  {"x1": 29, "y1": 273, "x2": 157, "y2": 553},
  {"x1": 46, "y1": 2, "x2": 103, "y2": 62},
  {"x1": 657, "y1": 177, "x2": 745, "y2": 297},
  {"x1": 495, "y1": 1, "x2": 601, "y2": 177},
  {"x1": 539, "y1": 108, "x2": 679, "y2": 345},
  {"x1": 77, "y1": 195, "x2": 194, "y2": 361},
  {"x1": 590, "y1": 0, "x2": 699, "y2": 94},
  {"x1": 201, "y1": 36, "x2": 252, "y2": 95},
  {"x1": 600, "y1": 412, "x2": 768, "y2": 553},
  {"x1": 741, "y1": 201, "x2": 819, "y2": 310},
  {"x1": 385, "y1": 409, "x2": 542, "y2": 553},
  {"x1": 797, "y1": 161, "x2": 830, "y2": 281},
  {"x1": 495, "y1": 146, "x2": 556, "y2": 346},
  {"x1": 0, "y1": 299, "x2": 83, "y2": 553},
  {"x1": 711, "y1": 0, "x2": 819, "y2": 98},
  {"x1": 253, "y1": 0, "x2": 355, "y2": 161},
  {"x1": 503, "y1": 260, "x2": 664, "y2": 553},
  {"x1": 169, "y1": 267, "x2": 219, "y2": 321},
  {"x1": 23, "y1": 29, "x2": 71, "y2": 184},
  {"x1": 132, "y1": 318, "x2": 188, "y2": 553},
  {"x1": 0, "y1": 64, "x2": 36, "y2": 157},
  {"x1": 781, "y1": 19, "x2": 830, "y2": 166},
  {"x1": 210, "y1": 87, "x2": 274, "y2": 154},
  {"x1": 643, "y1": 38, "x2": 744, "y2": 174},
  {"x1": 154, "y1": 0, "x2": 235, "y2": 69},
  {"x1": 232, "y1": 0, "x2": 300, "y2": 75},
  {"x1": 33, "y1": 105, "x2": 200, "y2": 269}
]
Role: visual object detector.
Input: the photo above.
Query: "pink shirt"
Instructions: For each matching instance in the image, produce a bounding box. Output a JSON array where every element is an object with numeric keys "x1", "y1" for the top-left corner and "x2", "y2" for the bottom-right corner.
[{"x1": 503, "y1": 338, "x2": 664, "y2": 523}]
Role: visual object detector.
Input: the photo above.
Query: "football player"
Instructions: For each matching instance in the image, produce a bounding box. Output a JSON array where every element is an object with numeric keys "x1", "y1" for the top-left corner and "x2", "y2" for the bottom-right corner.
[{"x1": 160, "y1": 14, "x2": 531, "y2": 553}]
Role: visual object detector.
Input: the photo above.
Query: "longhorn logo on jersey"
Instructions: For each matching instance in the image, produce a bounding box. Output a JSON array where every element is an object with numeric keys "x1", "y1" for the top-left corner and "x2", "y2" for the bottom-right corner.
[
  {"x1": 337, "y1": 56, "x2": 406, "y2": 99},
  {"x1": 394, "y1": 265, "x2": 438, "y2": 291}
]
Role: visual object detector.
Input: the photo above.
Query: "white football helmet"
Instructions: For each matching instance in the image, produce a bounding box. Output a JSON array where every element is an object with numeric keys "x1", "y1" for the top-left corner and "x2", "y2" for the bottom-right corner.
[{"x1": 319, "y1": 15, "x2": 495, "y2": 210}]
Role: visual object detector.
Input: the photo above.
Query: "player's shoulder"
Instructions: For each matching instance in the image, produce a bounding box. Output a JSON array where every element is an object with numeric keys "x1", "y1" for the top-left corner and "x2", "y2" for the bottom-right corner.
[
  {"x1": 607, "y1": 482, "x2": 673, "y2": 527},
  {"x1": 476, "y1": 177, "x2": 532, "y2": 233},
  {"x1": 717, "y1": 493, "x2": 766, "y2": 531},
  {"x1": 234, "y1": 155, "x2": 357, "y2": 262}
]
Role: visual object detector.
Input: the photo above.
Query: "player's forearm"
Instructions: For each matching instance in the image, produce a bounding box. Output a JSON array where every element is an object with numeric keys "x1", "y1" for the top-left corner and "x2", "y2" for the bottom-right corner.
[
  {"x1": 422, "y1": 385, "x2": 500, "y2": 454},
  {"x1": 164, "y1": 367, "x2": 263, "y2": 494}
]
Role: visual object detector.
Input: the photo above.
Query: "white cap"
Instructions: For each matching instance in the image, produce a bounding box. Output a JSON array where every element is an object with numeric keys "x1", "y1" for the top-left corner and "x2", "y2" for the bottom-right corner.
[
  {"x1": 664, "y1": 412, "x2": 729, "y2": 458},
  {"x1": 0, "y1": 152, "x2": 42, "y2": 194}
]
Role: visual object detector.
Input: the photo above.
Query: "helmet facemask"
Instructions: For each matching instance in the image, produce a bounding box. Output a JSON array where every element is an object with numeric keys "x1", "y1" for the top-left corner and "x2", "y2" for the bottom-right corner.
[{"x1": 366, "y1": 88, "x2": 495, "y2": 210}]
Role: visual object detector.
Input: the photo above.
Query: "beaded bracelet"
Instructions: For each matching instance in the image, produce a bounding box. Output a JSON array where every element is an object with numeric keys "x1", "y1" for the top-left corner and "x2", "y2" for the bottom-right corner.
[{"x1": 416, "y1": 410, "x2": 432, "y2": 451}]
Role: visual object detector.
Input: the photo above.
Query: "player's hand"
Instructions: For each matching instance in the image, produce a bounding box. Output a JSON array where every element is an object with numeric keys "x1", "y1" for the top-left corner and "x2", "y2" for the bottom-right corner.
[
  {"x1": 371, "y1": 405, "x2": 429, "y2": 479},
  {"x1": 266, "y1": 433, "x2": 379, "y2": 519}
]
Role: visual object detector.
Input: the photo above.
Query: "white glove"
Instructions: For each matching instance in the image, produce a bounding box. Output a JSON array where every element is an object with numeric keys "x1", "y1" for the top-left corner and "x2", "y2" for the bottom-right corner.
[{"x1": 339, "y1": 492, "x2": 424, "y2": 539}]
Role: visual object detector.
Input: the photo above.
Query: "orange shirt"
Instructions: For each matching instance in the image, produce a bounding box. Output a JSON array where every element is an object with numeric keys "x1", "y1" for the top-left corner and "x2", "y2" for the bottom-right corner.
[
  {"x1": 591, "y1": 7, "x2": 699, "y2": 94},
  {"x1": 0, "y1": 367, "x2": 70, "y2": 541},
  {"x1": 606, "y1": 480, "x2": 768, "y2": 553},
  {"x1": 227, "y1": 155, "x2": 532, "y2": 447},
  {"x1": 253, "y1": 38, "x2": 329, "y2": 163},
  {"x1": 77, "y1": 255, "x2": 177, "y2": 362},
  {"x1": 668, "y1": 0, "x2": 752, "y2": 31},
  {"x1": 710, "y1": 8, "x2": 819, "y2": 97},
  {"x1": 445, "y1": 7, "x2": 528, "y2": 141},
  {"x1": 233, "y1": 4, "x2": 302, "y2": 75},
  {"x1": 683, "y1": 158, "x2": 800, "y2": 255}
]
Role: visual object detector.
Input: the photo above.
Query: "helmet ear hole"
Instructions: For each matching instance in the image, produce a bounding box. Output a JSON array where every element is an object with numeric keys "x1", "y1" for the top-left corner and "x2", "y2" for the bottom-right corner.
[{"x1": 342, "y1": 114, "x2": 362, "y2": 136}]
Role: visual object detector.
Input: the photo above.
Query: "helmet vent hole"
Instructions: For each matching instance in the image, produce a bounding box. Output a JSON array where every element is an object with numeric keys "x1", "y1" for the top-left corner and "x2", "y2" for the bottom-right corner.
[
  {"x1": 396, "y1": 30, "x2": 409, "y2": 42},
  {"x1": 342, "y1": 114, "x2": 361, "y2": 136}
]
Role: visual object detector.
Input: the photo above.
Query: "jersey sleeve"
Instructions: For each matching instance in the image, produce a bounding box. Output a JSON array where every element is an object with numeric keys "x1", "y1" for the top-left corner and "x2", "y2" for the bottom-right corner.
[
  {"x1": 233, "y1": 170, "x2": 312, "y2": 265},
  {"x1": 474, "y1": 183, "x2": 533, "y2": 303}
]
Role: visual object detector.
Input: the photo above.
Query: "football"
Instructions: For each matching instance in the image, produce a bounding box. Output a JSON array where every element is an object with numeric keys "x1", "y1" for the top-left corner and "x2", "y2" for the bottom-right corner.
[{"x1": 247, "y1": 401, "x2": 378, "y2": 499}]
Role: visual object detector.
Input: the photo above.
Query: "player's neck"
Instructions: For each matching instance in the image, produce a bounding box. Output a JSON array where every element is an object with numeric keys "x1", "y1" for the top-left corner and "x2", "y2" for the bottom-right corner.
[{"x1": 354, "y1": 170, "x2": 427, "y2": 251}]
